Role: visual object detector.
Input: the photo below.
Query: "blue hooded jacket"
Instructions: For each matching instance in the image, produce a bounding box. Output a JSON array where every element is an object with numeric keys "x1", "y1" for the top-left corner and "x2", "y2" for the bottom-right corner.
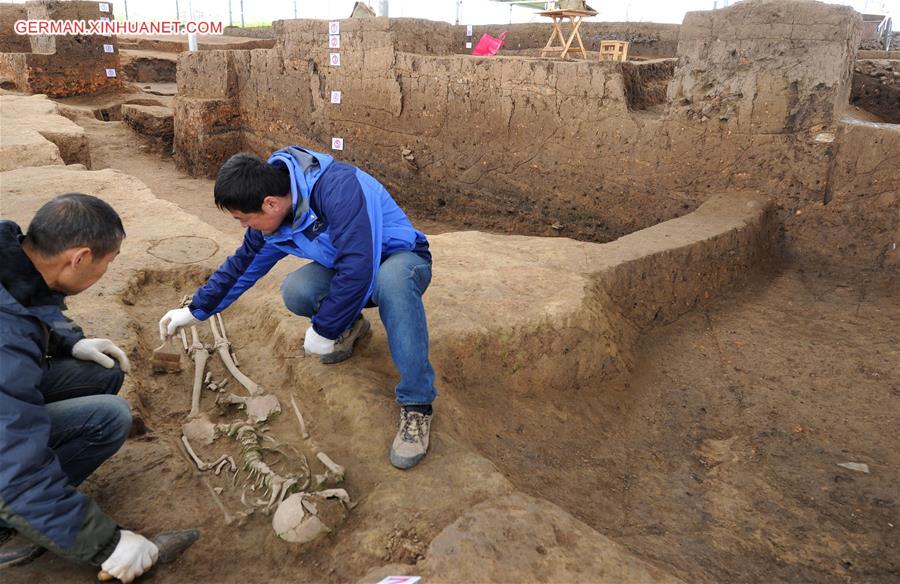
[
  {"x1": 189, "y1": 146, "x2": 430, "y2": 339},
  {"x1": 0, "y1": 221, "x2": 119, "y2": 565}
]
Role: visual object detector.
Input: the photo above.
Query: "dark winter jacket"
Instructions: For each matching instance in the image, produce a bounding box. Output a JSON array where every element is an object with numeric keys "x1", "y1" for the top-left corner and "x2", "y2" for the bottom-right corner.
[
  {"x1": 189, "y1": 146, "x2": 431, "y2": 339},
  {"x1": 0, "y1": 220, "x2": 119, "y2": 564}
]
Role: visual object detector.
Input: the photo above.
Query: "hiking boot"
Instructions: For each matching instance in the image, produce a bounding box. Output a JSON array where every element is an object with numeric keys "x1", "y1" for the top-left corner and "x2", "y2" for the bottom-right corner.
[
  {"x1": 0, "y1": 532, "x2": 45, "y2": 570},
  {"x1": 320, "y1": 315, "x2": 371, "y2": 365},
  {"x1": 389, "y1": 406, "x2": 432, "y2": 470}
]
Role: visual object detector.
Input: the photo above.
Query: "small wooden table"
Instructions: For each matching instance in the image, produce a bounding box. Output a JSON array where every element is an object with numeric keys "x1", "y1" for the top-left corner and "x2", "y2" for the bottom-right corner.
[{"x1": 539, "y1": 9, "x2": 598, "y2": 59}]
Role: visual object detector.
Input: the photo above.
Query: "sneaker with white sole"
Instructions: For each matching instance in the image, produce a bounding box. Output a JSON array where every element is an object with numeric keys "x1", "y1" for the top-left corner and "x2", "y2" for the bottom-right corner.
[
  {"x1": 320, "y1": 315, "x2": 371, "y2": 364},
  {"x1": 389, "y1": 406, "x2": 432, "y2": 469}
]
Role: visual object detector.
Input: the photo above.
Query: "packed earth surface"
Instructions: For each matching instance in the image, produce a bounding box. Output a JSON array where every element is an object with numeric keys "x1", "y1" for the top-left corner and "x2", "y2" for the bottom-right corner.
[{"x1": 1, "y1": 1, "x2": 898, "y2": 583}]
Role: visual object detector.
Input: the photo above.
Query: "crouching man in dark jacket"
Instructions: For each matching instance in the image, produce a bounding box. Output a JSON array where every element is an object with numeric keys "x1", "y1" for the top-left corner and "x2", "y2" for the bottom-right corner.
[{"x1": 0, "y1": 194, "x2": 158, "y2": 582}]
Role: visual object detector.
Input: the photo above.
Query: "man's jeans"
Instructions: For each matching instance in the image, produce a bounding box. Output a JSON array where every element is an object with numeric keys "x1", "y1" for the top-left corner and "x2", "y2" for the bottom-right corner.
[
  {"x1": 281, "y1": 251, "x2": 437, "y2": 406},
  {"x1": 0, "y1": 358, "x2": 129, "y2": 531}
]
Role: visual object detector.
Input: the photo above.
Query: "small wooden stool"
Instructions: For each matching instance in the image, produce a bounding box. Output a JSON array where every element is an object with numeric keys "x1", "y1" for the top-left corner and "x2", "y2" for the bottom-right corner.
[
  {"x1": 598, "y1": 40, "x2": 629, "y2": 62},
  {"x1": 539, "y1": 8, "x2": 598, "y2": 59}
]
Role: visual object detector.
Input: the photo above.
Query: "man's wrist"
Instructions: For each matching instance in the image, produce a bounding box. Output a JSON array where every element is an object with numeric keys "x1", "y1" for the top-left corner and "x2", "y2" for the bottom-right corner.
[{"x1": 91, "y1": 528, "x2": 121, "y2": 566}]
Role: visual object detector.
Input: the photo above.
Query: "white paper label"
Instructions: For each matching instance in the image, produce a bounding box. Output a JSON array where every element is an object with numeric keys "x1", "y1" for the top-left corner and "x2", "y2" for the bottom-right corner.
[
  {"x1": 331, "y1": 137, "x2": 344, "y2": 151},
  {"x1": 330, "y1": 90, "x2": 342, "y2": 104},
  {"x1": 375, "y1": 577, "x2": 422, "y2": 584},
  {"x1": 103, "y1": 43, "x2": 114, "y2": 53},
  {"x1": 100, "y1": 16, "x2": 110, "y2": 21},
  {"x1": 329, "y1": 34, "x2": 340, "y2": 49},
  {"x1": 466, "y1": 25, "x2": 473, "y2": 36},
  {"x1": 105, "y1": 68, "x2": 117, "y2": 78},
  {"x1": 99, "y1": 3, "x2": 110, "y2": 12},
  {"x1": 465, "y1": 41, "x2": 472, "y2": 49},
  {"x1": 329, "y1": 21, "x2": 340, "y2": 35},
  {"x1": 329, "y1": 52, "x2": 341, "y2": 67}
]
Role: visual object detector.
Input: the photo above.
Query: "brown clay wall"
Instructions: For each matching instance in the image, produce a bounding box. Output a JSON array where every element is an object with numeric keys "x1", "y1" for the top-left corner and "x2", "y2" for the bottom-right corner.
[
  {"x1": 0, "y1": 52, "x2": 28, "y2": 89},
  {"x1": 223, "y1": 25, "x2": 276, "y2": 39},
  {"x1": 668, "y1": 1, "x2": 860, "y2": 132},
  {"x1": 1, "y1": 1, "x2": 122, "y2": 96},
  {"x1": 175, "y1": 2, "x2": 898, "y2": 271},
  {"x1": 468, "y1": 22, "x2": 681, "y2": 58},
  {"x1": 22, "y1": 53, "x2": 121, "y2": 96},
  {"x1": 0, "y1": 4, "x2": 30, "y2": 52},
  {"x1": 273, "y1": 18, "x2": 680, "y2": 59},
  {"x1": 851, "y1": 59, "x2": 899, "y2": 123}
]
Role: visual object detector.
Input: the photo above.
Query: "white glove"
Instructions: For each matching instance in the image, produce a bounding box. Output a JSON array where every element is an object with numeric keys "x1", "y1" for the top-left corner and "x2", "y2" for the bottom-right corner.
[
  {"x1": 100, "y1": 530, "x2": 159, "y2": 584},
  {"x1": 72, "y1": 338, "x2": 131, "y2": 373},
  {"x1": 304, "y1": 326, "x2": 335, "y2": 356},
  {"x1": 159, "y1": 307, "x2": 199, "y2": 341}
]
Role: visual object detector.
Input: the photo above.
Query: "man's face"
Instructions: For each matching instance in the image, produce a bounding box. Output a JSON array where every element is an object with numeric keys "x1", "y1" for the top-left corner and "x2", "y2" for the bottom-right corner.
[
  {"x1": 229, "y1": 195, "x2": 291, "y2": 235},
  {"x1": 55, "y1": 246, "x2": 120, "y2": 295}
]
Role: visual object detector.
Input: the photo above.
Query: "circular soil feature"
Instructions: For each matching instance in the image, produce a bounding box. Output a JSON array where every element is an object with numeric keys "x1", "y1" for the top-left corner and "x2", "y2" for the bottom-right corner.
[{"x1": 147, "y1": 236, "x2": 218, "y2": 264}]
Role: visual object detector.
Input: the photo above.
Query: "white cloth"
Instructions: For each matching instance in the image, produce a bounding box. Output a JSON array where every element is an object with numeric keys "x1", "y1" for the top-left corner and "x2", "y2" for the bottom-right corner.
[
  {"x1": 100, "y1": 530, "x2": 159, "y2": 584},
  {"x1": 71, "y1": 338, "x2": 131, "y2": 372}
]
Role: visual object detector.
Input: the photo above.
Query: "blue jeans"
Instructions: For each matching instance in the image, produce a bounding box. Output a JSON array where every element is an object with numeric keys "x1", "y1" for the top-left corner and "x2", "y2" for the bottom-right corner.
[
  {"x1": 281, "y1": 251, "x2": 437, "y2": 406},
  {"x1": 0, "y1": 358, "x2": 130, "y2": 531}
]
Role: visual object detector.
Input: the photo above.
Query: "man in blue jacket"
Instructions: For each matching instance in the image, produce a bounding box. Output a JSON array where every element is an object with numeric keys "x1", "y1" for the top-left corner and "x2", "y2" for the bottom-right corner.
[
  {"x1": 159, "y1": 148, "x2": 436, "y2": 469},
  {"x1": 0, "y1": 194, "x2": 159, "y2": 581}
]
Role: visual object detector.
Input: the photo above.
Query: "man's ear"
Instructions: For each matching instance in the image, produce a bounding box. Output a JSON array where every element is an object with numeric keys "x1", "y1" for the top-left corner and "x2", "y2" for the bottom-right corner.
[
  {"x1": 68, "y1": 246, "x2": 93, "y2": 267},
  {"x1": 263, "y1": 195, "x2": 287, "y2": 213}
]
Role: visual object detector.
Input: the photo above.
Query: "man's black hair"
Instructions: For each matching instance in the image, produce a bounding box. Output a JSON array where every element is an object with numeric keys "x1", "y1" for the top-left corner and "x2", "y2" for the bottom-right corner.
[
  {"x1": 214, "y1": 152, "x2": 291, "y2": 213},
  {"x1": 26, "y1": 193, "x2": 125, "y2": 258}
]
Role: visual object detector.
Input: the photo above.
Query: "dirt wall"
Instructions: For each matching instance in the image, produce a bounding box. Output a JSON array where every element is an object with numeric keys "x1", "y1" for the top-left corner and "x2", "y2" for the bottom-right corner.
[
  {"x1": 851, "y1": 59, "x2": 900, "y2": 123},
  {"x1": 175, "y1": 1, "x2": 898, "y2": 271},
  {"x1": 0, "y1": 52, "x2": 27, "y2": 89},
  {"x1": 469, "y1": 21, "x2": 681, "y2": 58},
  {"x1": 668, "y1": 1, "x2": 860, "y2": 132},
  {"x1": 223, "y1": 25, "x2": 276, "y2": 39},
  {"x1": 121, "y1": 54, "x2": 177, "y2": 83},
  {"x1": 0, "y1": 0, "x2": 122, "y2": 96},
  {"x1": 0, "y1": 3, "x2": 30, "y2": 52},
  {"x1": 273, "y1": 17, "x2": 681, "y2": 59}
]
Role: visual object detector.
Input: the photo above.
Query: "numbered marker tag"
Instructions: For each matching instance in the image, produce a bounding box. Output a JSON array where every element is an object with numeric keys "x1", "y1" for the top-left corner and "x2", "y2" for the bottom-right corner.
[
  {"x1": 375, "y1": 577, "x2": 422, "y2": 584},
  {"x1": 99, "y1": 2, "x2": 110, "y2": 12},
  {"x1": 329, "y1": 34, "x2": 340, "y2": 49},
  {"x1": 466, "y1": 25, "x2": 473, "y2": 36},
  {"x1": 329, "y1": 21, "x2": 340, "y2": 35},
  {"x1": 330, "y1": 90, "x2": 342, "y2": 104},
  {"x1": 330, "y1": 53, "x2": 341, "y2": 67},
  {"x1": 100, "y1": 16, "x2": 110, "y2": 21},
  {"x1": 103, "y1": 44, "x2": 114, "y2": 53},
  {"x1": 331, "y1": 137, "x2": 344, "y2": 151},
  {"x1": 105, "y1": 68, "x2": 117, "y2": 78},
  {"x1": 466, "y1": 41, "x2": 472, "y2": 49}
]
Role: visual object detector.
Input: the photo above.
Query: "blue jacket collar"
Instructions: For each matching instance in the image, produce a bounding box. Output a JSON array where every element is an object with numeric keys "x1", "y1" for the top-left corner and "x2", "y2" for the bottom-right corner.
[
  {"x1": 0, "y1": 220, "x2": 66, "y2": 319},
  {"x1": 267, "y1": 146, "x2": 334, "y2": 237}
]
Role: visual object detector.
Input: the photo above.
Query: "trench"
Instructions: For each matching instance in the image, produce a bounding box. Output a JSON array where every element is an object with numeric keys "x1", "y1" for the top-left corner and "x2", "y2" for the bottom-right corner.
[
  {"x1": 120, "y1": 267, "x2": 322, "y2": 510},
  {"x1": 118, "y1": 266, "x2": 370, "y2": 580},
  {"x1": 850, "y1": 65, "x2": 900, "y2": 124}
]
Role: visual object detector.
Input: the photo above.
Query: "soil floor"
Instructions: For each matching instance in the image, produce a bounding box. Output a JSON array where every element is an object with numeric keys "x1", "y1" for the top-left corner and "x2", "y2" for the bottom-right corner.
[{"x1": 8, "y1": 88, "x2": 900, "y2": 583}]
